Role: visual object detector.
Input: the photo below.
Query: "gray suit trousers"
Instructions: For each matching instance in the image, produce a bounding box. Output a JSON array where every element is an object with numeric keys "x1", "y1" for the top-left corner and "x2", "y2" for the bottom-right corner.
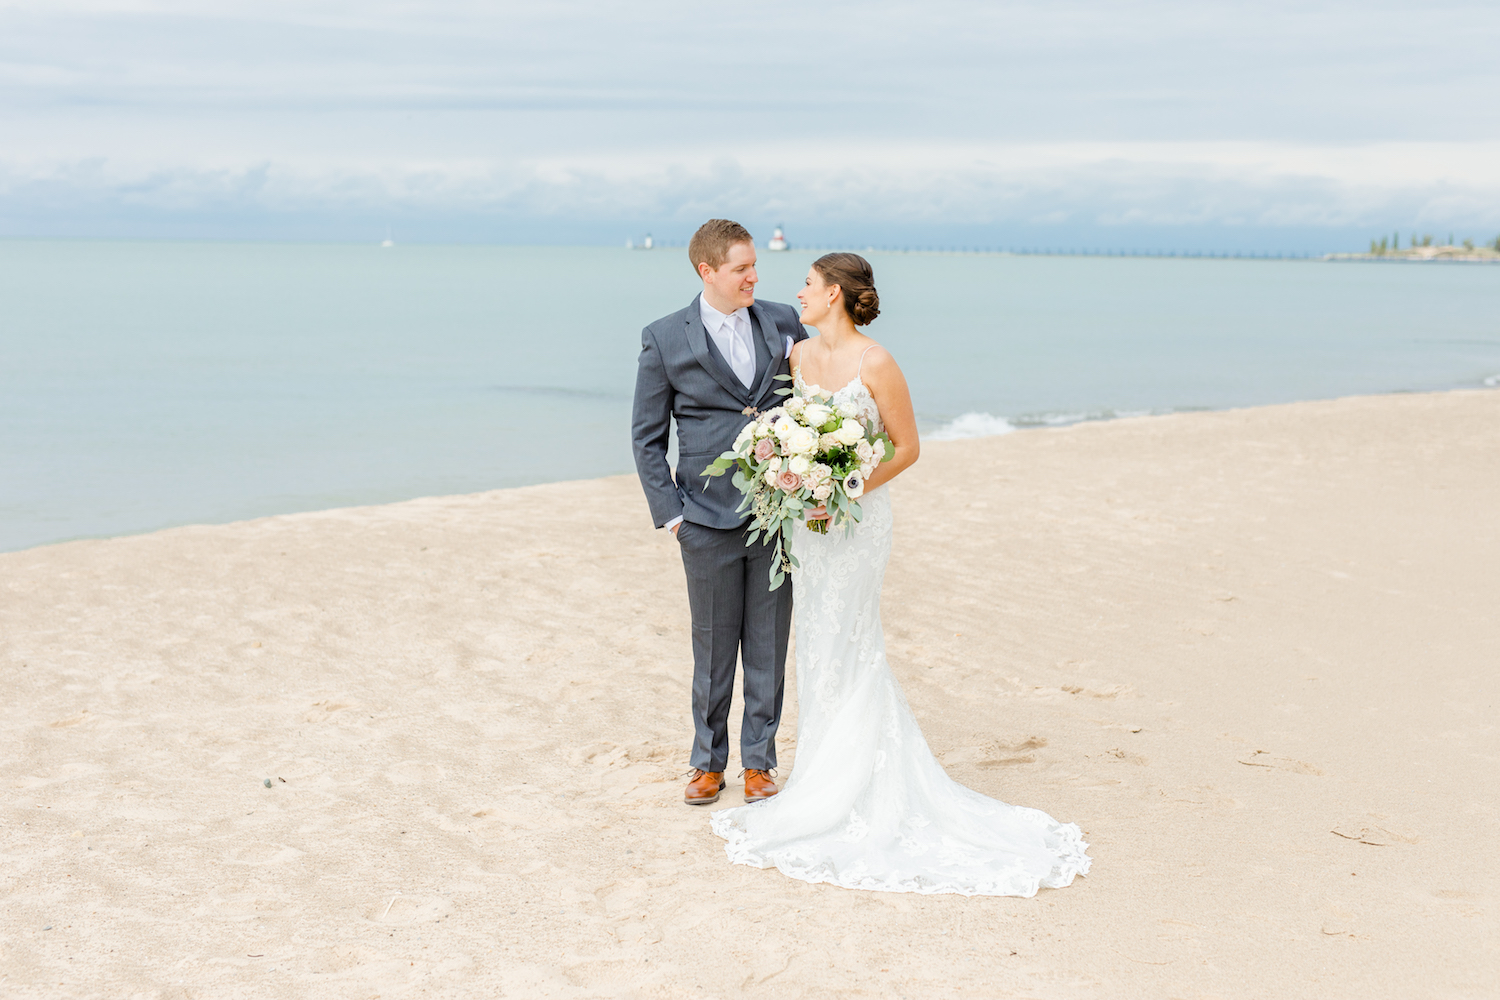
[{"x1": 676, "y1": 520, "x2": 793, "y2": 772}]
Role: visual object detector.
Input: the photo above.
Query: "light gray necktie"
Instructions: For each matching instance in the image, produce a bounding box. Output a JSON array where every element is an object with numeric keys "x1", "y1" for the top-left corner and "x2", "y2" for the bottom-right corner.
[{"x1": 726, "y1": 313, "x2": 755, "y2": 388}]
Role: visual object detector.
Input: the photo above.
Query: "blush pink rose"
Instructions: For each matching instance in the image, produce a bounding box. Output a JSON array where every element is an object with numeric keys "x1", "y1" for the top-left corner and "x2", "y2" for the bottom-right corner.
[
  {"x1": 754, "y1": 437, "x2": 777, "y2": 462},
  {"x1": 776, "y1": 470, "x2": 803, "y2": 492}
]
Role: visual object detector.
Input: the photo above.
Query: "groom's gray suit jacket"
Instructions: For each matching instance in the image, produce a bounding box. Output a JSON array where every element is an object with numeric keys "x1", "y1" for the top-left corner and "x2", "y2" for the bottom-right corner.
[{"x1": 632, "y1": 295, "x2": 809, "y2": 529}]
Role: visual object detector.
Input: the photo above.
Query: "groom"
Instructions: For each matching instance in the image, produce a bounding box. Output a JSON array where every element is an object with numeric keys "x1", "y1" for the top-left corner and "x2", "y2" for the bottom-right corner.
[{"x1": 632, "y1": 219, "x2": 808, "y2": 806}]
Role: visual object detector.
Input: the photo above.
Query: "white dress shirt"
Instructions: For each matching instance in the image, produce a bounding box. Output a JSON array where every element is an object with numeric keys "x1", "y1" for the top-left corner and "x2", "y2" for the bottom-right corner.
[
  {"x1": 698, "y1": 296, "x2": 758, "y2": 389},
  {"x1": 667, "y1": 298, "x2": 793, "y2": 535}
]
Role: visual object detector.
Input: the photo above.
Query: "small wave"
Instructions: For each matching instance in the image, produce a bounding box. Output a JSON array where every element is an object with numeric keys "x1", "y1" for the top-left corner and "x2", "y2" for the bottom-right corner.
[
  {"x1": 1024, "y1": 411, "x2": 1090, "y2": 427},
  {"x1": 1485, "y1": 374, "x2": 1500, "y2": 387},
  {"x1": 1011, "y1": 408, "x2": 1158, "y2": 428},
  {"x1": 928, "y1": 412, "x2": 1018, "y2": 441},
  {"x1": 929, "y1": 407, "x2": 1165, "y2": 440}
]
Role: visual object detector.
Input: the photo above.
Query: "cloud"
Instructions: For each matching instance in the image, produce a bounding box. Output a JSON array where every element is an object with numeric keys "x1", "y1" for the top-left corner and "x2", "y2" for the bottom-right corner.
[
  {"x1": 5, "y1": 142, "x2": 1498, "y2": 234},
  {"x1": 2, "y1": 1, "x2": 1497, "y2": 239}
]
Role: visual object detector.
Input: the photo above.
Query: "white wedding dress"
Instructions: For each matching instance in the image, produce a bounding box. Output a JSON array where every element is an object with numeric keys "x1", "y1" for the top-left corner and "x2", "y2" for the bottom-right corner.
[{"x1": 709, "y1": 369, "x2": 1092, "y2": 896}]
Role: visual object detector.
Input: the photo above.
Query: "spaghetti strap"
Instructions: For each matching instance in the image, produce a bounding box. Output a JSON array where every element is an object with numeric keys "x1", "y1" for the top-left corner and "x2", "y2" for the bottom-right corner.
[{"x1": 856, "y1": 344, "x2": 877, "y2": 379}]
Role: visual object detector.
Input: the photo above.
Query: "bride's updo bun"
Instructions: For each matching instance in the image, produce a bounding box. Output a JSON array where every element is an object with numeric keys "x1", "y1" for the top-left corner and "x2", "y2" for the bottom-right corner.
[{"x1": 813, "y1": 253, "x2": 880, "y2": 326}]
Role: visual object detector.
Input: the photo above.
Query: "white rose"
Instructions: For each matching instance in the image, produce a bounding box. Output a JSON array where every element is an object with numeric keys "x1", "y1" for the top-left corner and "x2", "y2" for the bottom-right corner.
[
  {"x1": 860, "y1": 460, "x2": 877, "y2": 478},
  {"x1": 854, "y1": 439, "x2": 874, "y2": 463},
  {"x1": 786, "y1": 426, "x2": 818, "y2": 456},
  {"x1": 802, "y1": 383, "x2": 826, "y2": 398},
  {"x1": 802, "y1": 403, "x2": 834, "y2": 428},
  {"x1": 836, "y1": 401, "x2": 859, "y2": 418},
  {"x1": 773, "y1": 416, "x2": 796, "y2": 441},
  {"x1": 812, "y1": 482, "x2": 833, "y2": 501},
  {"x1": 809, "y1": 462, "x2": 832, "y2": 485},
  {"x1": 834, "y1": 422, "x2": 864, "y2": 446},
  {"x1": 818, "y1": 432, "x2": 841, "y2": 452},
  {"x1": 733, "y1": 423, "x2": 755, "y2": 449},
  {"x1": 784, "y1": 395, "x2": 806, "y2": 416},
  {"x1": 843, "y1": 471, "x2": 866, "y2": 499},
  {"x1": 788, "y1": 455, "x2": 812, "y2": 475},
  {"x1": 763, "y1": 468, "x2": 780, "y2": 488}
]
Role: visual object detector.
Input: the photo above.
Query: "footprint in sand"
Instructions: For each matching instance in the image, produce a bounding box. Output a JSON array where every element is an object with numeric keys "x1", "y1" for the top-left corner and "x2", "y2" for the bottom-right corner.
[
  {"x1": 1236, "y1": 750, "x2": 1323, "y2": 775},
  {"x1": 941, "y1": 736, "x2": 1049, "y2": 768},
  {"x1": 1331, "y1": 824, "x2": 1417, "y2": 846},
  {"x1": 979, "y1": 736, "x2": 1049, "y2": 767},
  {"x1": 1104, "y1": 747, "x2": 1149, "y2": 766},
  {"x1": 48, "y1": 711, "x2": 96, "y2": 728},
  {"x1": 1058, "y1": 684, "x2": 1134, "y2": 699}
]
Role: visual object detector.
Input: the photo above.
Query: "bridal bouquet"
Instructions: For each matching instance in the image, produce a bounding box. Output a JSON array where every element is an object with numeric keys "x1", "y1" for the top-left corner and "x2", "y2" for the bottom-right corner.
[{"x1": 701, "y1": 375, "x2": 894, "y2": 589}]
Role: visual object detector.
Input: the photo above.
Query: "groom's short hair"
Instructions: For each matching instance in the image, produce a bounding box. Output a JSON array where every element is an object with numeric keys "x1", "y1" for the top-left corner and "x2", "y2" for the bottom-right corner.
[{"x1": 689, "y1": 219, "x2": 753, "y2": 275}]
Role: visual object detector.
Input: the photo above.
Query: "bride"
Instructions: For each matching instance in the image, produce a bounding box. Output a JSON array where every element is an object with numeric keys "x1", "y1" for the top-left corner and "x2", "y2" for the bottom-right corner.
[{"x1": 709, "y1": 253, "x2": 1092, "y2": 897}]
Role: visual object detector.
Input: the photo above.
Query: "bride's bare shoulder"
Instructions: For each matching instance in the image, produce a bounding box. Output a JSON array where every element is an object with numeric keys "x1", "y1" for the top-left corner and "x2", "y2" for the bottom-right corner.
[{"x1": 859, "y1": 342, "x2": 901, "y2": 376}]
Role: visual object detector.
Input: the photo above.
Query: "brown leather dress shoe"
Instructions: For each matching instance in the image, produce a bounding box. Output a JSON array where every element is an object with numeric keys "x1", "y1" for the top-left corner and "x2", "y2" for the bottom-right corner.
[
  {"x1": 743, "y1": 768, "x2": 779, "y2": 801},
  {"x1": 684, "y1": 769, "x2": 726, "y2": 805}
]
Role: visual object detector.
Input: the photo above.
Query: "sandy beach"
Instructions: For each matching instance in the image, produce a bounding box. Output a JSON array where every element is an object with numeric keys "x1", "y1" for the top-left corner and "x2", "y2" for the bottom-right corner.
[{"x1": 3, "y1": 389, "x2": 1496, "y2": 999}]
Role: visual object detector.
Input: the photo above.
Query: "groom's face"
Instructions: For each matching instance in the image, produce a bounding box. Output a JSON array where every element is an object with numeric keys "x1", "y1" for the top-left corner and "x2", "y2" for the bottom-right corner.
[{"x1": 700, "y1": 241, "x2": 759, "y2": 312}]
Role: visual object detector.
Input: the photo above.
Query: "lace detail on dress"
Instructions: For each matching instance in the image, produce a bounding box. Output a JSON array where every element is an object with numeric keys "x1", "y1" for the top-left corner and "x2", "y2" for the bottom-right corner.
[{"x1": 709, "y1": 373, "x2": 1092, "y2": 897}]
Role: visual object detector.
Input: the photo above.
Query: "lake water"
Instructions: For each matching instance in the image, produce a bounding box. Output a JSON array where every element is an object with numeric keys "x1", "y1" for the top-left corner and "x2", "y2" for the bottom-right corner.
[{"x1": 3, "y1": 240, "x2": 1497, "y2": 552}]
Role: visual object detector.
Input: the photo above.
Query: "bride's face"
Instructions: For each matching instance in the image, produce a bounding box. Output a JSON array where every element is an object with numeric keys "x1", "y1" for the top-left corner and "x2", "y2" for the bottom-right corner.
[{"x1": 796, "y1": 268, "x2": 838, "y2": 324}]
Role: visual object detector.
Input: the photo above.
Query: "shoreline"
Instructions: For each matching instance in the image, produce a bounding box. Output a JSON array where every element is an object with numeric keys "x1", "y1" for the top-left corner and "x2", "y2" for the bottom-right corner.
[
  {"x1": 11, "y1": 386, "x2": 1497, "y2": 556},
  {"x1": 4, "y1": 387, "x2": 1497, "y2": 997}
]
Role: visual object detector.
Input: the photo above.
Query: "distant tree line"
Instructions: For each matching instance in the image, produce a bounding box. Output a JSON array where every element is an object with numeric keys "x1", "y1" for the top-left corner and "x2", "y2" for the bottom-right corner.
[{"x1": 1369, "y1": 232, "x2": 1500, "y2": 254}]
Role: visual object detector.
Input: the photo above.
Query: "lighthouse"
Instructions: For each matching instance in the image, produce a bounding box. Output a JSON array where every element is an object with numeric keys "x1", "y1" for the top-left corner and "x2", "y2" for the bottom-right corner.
[{"x1": 767, "y1": 225, "x2": 789, "y2": 251}]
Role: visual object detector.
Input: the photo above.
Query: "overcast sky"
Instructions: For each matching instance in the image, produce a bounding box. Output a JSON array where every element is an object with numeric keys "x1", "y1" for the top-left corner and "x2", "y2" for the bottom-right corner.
[{"x1": 2, "y1": 0, "x2": 1497, "y2": 247}]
